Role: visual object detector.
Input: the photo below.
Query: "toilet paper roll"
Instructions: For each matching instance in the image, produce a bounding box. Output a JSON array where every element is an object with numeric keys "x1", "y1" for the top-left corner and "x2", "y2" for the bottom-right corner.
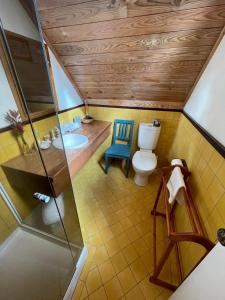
[
  {"x1": 42, "y1": 194, "x2": 65, "y2": 225},
  {"x1": 171, "y1": 159, "x2": 183, "y2": 167}
]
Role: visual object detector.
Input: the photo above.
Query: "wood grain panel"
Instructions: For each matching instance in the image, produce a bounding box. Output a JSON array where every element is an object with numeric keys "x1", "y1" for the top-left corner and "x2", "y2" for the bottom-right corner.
[
  {"x1": 128, "y1": 0, "x2": 225, "y2": 17},
  {"x1": 53, "y1": 28, "x2": 220, "y2": 55},
  {"x1": 82, "y1": 88, "x2": 187, "y2": 101},
  {"x1": 60, "y1": 46, "x2": 211, "y2": 66},
  {"x1": 38, "y1": 0, "x2": 92, "y2": 10},
  {"x1": 45, "y1": 5, "x2": 225, "y2": 43},
  {"x1": 67, "y1": 60, "x2": 204, "y2": 75},
  {"x1": 39, "y1": 1, "x2": 225, "y2": 108},
  {"x1": 87, "y1": 98, "x2": 184, "y2": 110},
  {"x1": 78, "y1": 81, "x2": 192, "y2": 90},
  {"x1": 78, "y1": 81, "x2": 193, "y2": 101},
  {"x1": 72, "y1": 72, "x2": 198, "y2": 83},
  {"x1": 40, "y1": 0, "x2": 127, "y2": 29}
]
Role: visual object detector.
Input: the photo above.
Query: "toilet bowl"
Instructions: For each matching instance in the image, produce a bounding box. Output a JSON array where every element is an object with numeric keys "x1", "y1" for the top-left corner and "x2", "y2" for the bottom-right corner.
[{"x1": 132, "y1": 150, "x2": 157, "y2": 186}]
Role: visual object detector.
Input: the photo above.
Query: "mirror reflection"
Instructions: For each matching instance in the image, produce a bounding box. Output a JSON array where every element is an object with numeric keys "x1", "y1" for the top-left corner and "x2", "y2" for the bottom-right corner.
[{"x1": 2, "y1": 0, "x2": 54, "y2": 122}]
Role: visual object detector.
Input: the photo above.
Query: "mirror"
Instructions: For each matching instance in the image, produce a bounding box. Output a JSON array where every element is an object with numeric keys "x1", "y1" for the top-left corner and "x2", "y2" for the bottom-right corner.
[{"x1": 0, "y1": 0, "x2": 55, "y2": 128}]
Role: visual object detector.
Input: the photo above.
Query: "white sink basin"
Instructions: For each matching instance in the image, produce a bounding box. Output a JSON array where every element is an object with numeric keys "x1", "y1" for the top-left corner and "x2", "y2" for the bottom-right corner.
[{"x1": 53, "y1": 134, "x2": 88, "y2": 150}]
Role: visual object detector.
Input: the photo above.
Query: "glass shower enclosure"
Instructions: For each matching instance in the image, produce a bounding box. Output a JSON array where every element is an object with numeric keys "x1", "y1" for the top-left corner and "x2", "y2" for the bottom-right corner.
[{"x1": 0, "y1": 1, "x2": 84, "y2": 299}]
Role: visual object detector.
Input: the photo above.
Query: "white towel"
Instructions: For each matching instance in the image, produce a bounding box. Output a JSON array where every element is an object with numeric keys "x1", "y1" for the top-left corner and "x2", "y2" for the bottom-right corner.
[
  {"x1": 171, "y1": 159, "x2": 183, "y2": 167},
  {"x1": 167, "y1": 166, "x2": 186, "y2": 205}
]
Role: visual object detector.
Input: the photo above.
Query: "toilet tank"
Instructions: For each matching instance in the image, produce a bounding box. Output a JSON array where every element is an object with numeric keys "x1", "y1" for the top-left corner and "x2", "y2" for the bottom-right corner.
[{"x1": 138, "y1": 123, "x2": 161, "y2": 150}]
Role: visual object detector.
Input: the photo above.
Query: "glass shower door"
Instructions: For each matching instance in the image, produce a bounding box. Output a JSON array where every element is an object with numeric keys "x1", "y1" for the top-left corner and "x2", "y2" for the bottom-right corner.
[
  {"x1": 0, "y1": 187, "x2": 76, "y2": 300},
  {"x1": 1, "y1": 0, "x2": 83, "y2": 252},
  {"x1": 0, "y1": 0, "x2": 84, "y2": 299}
]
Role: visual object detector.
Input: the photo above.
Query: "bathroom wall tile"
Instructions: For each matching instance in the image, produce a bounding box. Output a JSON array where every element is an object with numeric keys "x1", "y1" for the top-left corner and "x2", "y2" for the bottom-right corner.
[
  {"x1": 215, "y1": 193, "x2": 225, "y2": 222},
  {"x1": 207, "y1": 177, "x2": 224, "y2": 207},
  {"x1": 217, "y1": 160, "x2": 225, "y2": 189},
  {"x1": 169, "y1": 114, "x2": 225, "y2": 277},
  {"x1": 201, "y1": 165, "x2": 214, "y2": 190},
  {"x1": 208, "y1": 150, "x2": 223, "y2": 173}
]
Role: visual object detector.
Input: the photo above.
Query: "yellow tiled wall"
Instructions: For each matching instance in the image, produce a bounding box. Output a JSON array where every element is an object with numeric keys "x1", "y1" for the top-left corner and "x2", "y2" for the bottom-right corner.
[
  {"x1": 89, "y1": 106, "x2": 181, "y2": 166},
  {"x1": 0, "y1": 106, "x2": 84, "y2": 242},
  {"x1": 0, "y1": 125, "x2": 39, "y2": 222},
  {"x1": 58, "y1": 106, "x2": 85, "y2": 124},
  {"x1": 169, "y1": 114, "x2": 225, "y2": 276},
  {"x1": 0, "y1": 194, "x2": 17, "y2": 244}
]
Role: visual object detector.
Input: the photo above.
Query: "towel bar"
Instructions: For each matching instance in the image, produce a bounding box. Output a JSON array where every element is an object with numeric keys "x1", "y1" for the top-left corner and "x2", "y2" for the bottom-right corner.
[{"x1": 150, "y1": 161, "x2": 214, "y2": 291}]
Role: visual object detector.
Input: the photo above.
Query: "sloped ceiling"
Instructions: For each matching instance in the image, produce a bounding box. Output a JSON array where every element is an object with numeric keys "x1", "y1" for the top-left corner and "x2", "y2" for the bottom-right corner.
[{"x1": 38, "y1": 0, "x2": 225, "y2": 109}]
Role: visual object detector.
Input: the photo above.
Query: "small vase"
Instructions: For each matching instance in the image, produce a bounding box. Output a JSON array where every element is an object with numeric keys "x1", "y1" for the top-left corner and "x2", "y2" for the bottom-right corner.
[{"x1": 20, "y1": 134, "x2": 31, "y2": 156}]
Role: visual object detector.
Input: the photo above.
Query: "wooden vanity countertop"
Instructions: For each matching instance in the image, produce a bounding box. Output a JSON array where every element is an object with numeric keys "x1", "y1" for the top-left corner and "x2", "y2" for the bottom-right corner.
[{"x1": 1, "y1": 120, "x2": 111, "y2": 196}]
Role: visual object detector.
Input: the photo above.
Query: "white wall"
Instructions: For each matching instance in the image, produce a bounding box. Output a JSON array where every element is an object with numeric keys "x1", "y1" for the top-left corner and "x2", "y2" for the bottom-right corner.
[
  {"x1": 184, "y1": 35, "x2": 225, "y2": 146},
  {"x1": 169, "y1": 243, "x2": 225, "y2": 300},
  {"x1": 48, "y1": 48, "x2": 83, "y2": 111},
  {"x1": 0, "y1": 60, "x2": 18, "y2": 128},
  {"x1": 0, "y1": 0, "x2": 40, "y2": 129},
  {"x1": 0, "y1": 0, "x2": 39, "y2": 40}
]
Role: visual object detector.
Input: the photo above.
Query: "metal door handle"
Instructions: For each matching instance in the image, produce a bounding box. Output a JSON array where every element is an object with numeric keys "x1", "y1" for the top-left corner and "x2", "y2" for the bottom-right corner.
[{"x1": 217, "y1": 228, "x2": 225, "y2": 246}]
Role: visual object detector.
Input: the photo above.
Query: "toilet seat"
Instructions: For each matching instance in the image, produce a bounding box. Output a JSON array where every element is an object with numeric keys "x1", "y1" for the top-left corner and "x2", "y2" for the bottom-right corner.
[{"x1": 132, "y1": 151, "x2": 157, "y2": 171}]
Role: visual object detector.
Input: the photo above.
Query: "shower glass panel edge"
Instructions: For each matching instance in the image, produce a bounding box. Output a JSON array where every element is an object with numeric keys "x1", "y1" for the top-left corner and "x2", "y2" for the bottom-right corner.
[{"x1": 0, "y1": 0, "x2": 84, "y2": 298}]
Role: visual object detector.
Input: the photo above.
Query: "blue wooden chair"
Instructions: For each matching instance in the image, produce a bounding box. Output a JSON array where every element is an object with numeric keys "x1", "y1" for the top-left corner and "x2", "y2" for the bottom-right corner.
[{"x1": 104, "y1": 119, "x2": 134, "y2": 177}]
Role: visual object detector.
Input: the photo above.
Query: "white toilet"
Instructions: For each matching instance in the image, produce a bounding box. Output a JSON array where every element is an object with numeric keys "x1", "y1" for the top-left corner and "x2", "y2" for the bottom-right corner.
[{"x1": 132, "y1": 123, "x2": 161, "y2": 186}]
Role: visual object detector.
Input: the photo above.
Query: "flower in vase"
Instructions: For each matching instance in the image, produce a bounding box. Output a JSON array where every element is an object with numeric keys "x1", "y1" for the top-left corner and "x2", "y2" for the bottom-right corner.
[
  {"x1": 4, "y1": 110, "x2": 31, "y2": 155},
  {"x1": 4, "y1": 109, "x2": 24, "y2": 135}
]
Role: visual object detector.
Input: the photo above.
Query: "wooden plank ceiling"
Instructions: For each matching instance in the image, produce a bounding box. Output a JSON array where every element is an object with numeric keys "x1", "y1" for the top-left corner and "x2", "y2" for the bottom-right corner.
[{"x1": 38, "y1": 0, "x2": 225, "y2": 109}]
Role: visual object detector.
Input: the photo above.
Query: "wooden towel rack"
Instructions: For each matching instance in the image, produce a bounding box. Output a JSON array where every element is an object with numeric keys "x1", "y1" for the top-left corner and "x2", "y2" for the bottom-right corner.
[{"x1": 150, "y1": 161, "x2": 214, "y2": 291}]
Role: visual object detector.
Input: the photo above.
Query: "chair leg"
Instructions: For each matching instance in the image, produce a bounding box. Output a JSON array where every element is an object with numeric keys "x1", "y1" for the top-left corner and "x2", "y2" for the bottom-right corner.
[
  {"x1": 105, "y1": 154, "x2": 109, "y2": 174},
  {"x1": 125, "y1": 159, "x2": 130, "y2": 178}
]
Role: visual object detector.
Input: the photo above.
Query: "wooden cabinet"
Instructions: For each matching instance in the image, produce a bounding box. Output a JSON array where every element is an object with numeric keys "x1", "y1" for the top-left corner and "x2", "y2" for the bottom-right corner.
[{"x1": 2, "y1": 121, "x2": 111, "y2": 198}]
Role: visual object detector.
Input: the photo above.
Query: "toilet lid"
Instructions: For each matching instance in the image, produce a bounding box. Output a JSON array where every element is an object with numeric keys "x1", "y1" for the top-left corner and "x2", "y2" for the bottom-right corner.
[{"x1": 132, "y1": 151, "x2": 157, "y2": 171}]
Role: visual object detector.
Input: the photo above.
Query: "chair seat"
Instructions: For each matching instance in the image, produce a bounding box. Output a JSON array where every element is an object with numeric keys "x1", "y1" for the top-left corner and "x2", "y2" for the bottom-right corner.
[{"x1": 105, "y1": 144, "x2": 131, "y2": 159}]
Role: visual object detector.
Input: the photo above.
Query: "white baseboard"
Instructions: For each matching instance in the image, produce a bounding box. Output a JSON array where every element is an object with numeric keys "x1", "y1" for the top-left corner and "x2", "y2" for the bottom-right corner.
[{"x1": 63, "y1": 247, "x2": 88, "y2": 300}]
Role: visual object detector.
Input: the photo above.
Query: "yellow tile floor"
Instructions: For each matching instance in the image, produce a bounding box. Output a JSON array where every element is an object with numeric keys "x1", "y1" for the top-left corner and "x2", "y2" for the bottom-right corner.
[{"x1": 72, "y1": 162, "x2": 177, "y2": 300}]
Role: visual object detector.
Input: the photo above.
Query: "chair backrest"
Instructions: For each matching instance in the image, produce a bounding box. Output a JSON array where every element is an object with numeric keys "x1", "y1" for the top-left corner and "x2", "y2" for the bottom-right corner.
[{"x1": 112, "y1": 119, "x2": 134, "y2": 146}]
